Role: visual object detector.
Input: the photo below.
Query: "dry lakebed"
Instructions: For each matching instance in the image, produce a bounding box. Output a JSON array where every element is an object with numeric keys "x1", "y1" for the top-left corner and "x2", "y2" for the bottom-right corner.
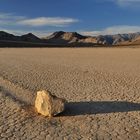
[{"x1": 0, "y1": 48, "x2": 140, "y2": 140}]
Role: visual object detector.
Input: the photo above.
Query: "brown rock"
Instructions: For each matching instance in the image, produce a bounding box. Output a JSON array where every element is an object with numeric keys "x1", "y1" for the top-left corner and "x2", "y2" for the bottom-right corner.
[{"x1": 35, "y1": 90, "x2": 66, "y2": 117}]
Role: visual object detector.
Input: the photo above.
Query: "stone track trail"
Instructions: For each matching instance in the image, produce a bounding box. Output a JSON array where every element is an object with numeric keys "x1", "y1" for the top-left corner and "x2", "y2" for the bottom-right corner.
[{"x1": 0, "y1": 48, "x2": 140, "y2": 140}]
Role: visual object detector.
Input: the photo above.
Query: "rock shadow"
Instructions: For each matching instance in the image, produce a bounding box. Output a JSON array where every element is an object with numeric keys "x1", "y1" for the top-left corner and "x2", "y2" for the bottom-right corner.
[{"x1": 61, "y1": 101, "x2": 140, "y2": 116}]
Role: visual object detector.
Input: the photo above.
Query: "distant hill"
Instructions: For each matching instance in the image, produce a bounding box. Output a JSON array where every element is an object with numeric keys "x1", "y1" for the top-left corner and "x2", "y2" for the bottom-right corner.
[
  {"x1": 20, "y1": 33, "x2": 42, "y2": 42},
  {"x1": 0, "y1": 31, "x2": 42, "y2": 43},
  {"x1": 0, "y1": 31, "x2": 20, "y2": 41},
  {"x1": 95, "y1": 32, "x2": 140, "y2": 45},
  {"x1": 1, "y1": 30, "x2": 140, "y2": 47},
  {"x1": 44, "y1": 31, "x2": 140, "y2": 46},
  {"x1": 44, "y1": 31, "x2": 87, "y2": 44},
  {"x1": 119, "y1": 34, "x2": 140, "y2": 45}
]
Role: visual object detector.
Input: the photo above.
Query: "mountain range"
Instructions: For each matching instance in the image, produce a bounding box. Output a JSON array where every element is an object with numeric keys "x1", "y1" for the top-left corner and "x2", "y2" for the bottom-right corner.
[{"x1": 1, "y1": 30, "x2": 140, "y2": 47}]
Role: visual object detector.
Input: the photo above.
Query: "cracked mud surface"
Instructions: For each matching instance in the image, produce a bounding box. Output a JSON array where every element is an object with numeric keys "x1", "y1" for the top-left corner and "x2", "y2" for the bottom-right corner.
[{"x1": 0, "y1": 48, "x2": 140, "y2": 140}]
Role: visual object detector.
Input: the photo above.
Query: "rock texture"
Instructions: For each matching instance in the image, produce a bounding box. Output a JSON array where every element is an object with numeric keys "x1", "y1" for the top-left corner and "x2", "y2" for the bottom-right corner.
[{"x1": 35, "y1": 90, "x2": 65, "y2": 117}]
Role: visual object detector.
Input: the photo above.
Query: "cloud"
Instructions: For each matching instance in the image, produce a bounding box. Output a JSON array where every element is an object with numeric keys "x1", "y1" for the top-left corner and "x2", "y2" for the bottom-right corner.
[
  {"x1": 0, "y1": 13, "x2": 26, "y2": 20},
  {"x1": 0, "y1": 12, "x2": 78, "y2": 27},
  {"x1": 0, "y1": 12, "x2": 26, "y2": 25},
  {"x1": 0, "y1": 12, "x2": 78, "y2": 37},
  {"x1": 17, "y1": 17, "x2": 79, "y2": 27},
  {"x1": 112, "y1": 0, "x2": 140, "y2": 7},
  {"x1": 99, "y1": 0, "x2": 140, "y2": 7},
  {"x1": 80, "y1": 25, "x2": 140, "y2": 36}
]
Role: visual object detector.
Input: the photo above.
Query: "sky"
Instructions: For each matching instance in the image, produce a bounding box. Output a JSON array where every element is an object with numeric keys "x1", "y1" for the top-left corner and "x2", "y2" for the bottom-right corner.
[{"x1": 0, "y1": 0, "x2": 140, "y2": 37}]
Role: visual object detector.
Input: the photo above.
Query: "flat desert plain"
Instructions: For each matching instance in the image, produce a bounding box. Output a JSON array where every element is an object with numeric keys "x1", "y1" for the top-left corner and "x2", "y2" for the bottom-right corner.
[{"x1": 0, "y1": 48, "x2": 140, "y2": 140}]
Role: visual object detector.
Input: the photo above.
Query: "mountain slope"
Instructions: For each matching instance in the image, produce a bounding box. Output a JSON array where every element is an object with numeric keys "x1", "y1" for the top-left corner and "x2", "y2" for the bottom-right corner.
[
  {"x1": 95, "y1": 32, "x2": 140, "y2": 45},
  {"x1": 0, "y1": 31, "x2": 42, "y2": 43},
  {"x1": 45, "y1": 31, "x2": 87, "y2": 44},
  {"x1": 1, "y1": 30, "x2": 140, "y2": 46},
  {"x1": 20, "y1": 33, "x2": 42, "y2": 42},
  {"x1": 45, "y1": 31, "x2": 140, "y2": 45},
  {"x1": 0, "y1": 31, "x2": 20, "y2": 41}
]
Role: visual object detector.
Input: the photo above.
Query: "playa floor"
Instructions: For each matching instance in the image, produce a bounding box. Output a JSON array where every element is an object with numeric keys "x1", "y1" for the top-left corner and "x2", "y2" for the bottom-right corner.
[{"x1": 0, "y1": 48, "x2": 140, "y2": 140}]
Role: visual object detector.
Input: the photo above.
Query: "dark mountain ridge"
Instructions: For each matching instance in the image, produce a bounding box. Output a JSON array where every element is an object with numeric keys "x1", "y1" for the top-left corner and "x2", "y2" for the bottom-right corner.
[{"x1": 1, "y1": 30, "x2": 140, "y2": 46}]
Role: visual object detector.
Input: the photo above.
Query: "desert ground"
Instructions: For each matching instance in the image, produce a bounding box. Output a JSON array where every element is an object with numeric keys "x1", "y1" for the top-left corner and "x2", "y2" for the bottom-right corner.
[{"x1": 0, "y1": 48, "x2": 140, "y2": 140}]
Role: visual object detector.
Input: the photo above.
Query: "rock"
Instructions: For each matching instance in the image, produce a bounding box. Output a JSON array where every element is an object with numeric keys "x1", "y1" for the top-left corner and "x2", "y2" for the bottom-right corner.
[{"x1": 35, "y1": 90, "x2": 66, "y2": 117}]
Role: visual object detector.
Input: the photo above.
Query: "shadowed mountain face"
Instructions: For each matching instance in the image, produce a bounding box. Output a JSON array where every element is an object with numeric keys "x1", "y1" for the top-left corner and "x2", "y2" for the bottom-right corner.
[
  {"x1": 0, "y1": 31, "x2": 42, "y2": 43},
  {"x1": 20, "y1": 33, "x2": 42, "y2": 42},
  {"x1": 1, "y1": 30, "x2": 140, "y2": 46},
  {"x1": 0, "y1": 31, "x2": 20, "y2": 41}
]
